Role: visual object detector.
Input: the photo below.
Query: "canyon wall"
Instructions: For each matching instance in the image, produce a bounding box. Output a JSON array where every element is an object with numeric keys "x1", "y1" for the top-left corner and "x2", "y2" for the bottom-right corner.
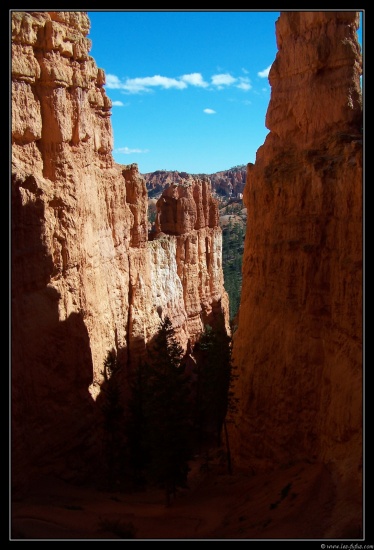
[
  {"x1": 230, "y1": 11, "x2": 363, "y2": 533},
  {"x1": 11, "y1": 11, "x2": 228, "y2": 489}
]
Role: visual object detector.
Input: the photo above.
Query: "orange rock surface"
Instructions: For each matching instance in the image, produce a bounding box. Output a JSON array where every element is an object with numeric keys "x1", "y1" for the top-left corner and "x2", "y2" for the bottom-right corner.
[
  {"x1": 11, "y1": 11, "x2": 228, "y2": 490},
  {"x1": 155, "y1": 177, "x2": 219, "y2": 234},
  {"x1": 230, "y1": 11, "x2": 363, "y2": 533}
]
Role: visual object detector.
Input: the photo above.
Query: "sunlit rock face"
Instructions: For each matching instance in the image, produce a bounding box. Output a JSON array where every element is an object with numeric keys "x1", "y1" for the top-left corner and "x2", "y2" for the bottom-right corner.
[
  {"x1": 11, "y1": 11, "x2": 229, "y2": 491},
  {"x1": 230, "y1": 11, "x2": 362, "y2": 536},
  {"x1": 153, "y1": 177, "x2": 229, "y2": 341},
  {"x1": 143, "y1": 166, "x2": 246, "y2": 198}
]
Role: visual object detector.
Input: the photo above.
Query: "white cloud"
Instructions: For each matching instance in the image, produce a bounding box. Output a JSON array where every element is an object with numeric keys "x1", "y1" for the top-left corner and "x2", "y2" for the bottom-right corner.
[
  {"x1": 106, "y1": 74, "x2": 187, "y2": 93},
  {"x1": 105, "y1": 71, "x2": 252, "y2": 94},
  {"x1": 111, "y1": 100, "x2": 125, "y2": 106},
  {"x1": 106, "y1": 74, "x2": 123, "y2": 89},
  {"x1": 236, "y1": 77, "x2": 252, "y2": 91},
  {"x1": 115, "y1": 147, "x2": 149, "y2": 154},
  {"x1": 203, "y1": 108, "x2": 216, "y2": 114},
  {"x1": 122, "y1": 75, "x2": 187, "y2": 93},
  {"x1": 181, "y1": 72, "x2": 208, "y2": 87},
  {"x1": 211, "y1": 73, "x2": 237, "y2": 87},
  {"x1": 258, "y1": 65, "x2": 272, "y2": 78},
  {"x1": 237, "y1": 82, "x2": 251, "y2": 91}
]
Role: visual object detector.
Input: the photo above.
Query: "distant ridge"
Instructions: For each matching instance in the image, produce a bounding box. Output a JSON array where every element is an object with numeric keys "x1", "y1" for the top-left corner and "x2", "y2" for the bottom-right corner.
[{"x1": 142, "y1": 165, "x2": 246, "y2": 198}]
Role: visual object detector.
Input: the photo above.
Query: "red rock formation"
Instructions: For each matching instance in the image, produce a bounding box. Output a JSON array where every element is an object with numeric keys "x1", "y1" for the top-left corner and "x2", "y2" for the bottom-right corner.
[
  {"x1": 154, "y1": 177, "x2": 219, "y2": 234},
  {"x1": 12, "y1": 11, "x2": 123, "y2": 490},
  {"x1": 208, "y1": 167, "x2": 246, "y2": 197},
  {"x1": 153, "y1": 177, "x2": 229, "y2": 339},
  {"x1": 143, "y1": 166, "x2": 246, "y2": 198},
  {"x1": 230, "y1": 11, "x2": 363, "y2": 536},
  {"x1": 11, "y1": 11, "x2": 229, "y2": 491}
]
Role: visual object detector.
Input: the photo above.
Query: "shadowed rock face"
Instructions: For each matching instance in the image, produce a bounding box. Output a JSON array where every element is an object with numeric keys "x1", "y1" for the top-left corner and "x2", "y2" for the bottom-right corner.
[
  {"x1": 11, "y1": 11, "x2": 229, "y2": 491},
  {"x1": 230, "y1": 10, "x2": 362, "y2": 533}
]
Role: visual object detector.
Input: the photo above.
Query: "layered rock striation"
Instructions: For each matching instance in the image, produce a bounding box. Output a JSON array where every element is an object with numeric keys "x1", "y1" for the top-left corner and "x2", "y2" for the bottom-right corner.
[
  {"x1": 230, "y1": 11, "x2": 363, "y2": 534},
  {"x1": 11, "y1": 11, "x2": 228, "y2": 489}
]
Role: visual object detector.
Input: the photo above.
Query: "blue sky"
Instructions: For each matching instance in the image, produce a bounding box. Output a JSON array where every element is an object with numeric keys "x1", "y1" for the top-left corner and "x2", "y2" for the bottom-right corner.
[{"x1": 87, "y1": 10, "x2": 363, "y2": 175}]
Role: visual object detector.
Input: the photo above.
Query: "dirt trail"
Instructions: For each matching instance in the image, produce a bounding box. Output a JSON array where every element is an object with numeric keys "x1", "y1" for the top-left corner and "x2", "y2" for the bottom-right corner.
[{"x1": 11, "y1": 459, "x2": 362, "y2": 540}]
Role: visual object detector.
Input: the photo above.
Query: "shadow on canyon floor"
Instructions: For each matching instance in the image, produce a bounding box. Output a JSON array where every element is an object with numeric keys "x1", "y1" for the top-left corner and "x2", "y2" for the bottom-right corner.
[{"x1": 11, "y1": 454, "x2": 363, "y2": 541}]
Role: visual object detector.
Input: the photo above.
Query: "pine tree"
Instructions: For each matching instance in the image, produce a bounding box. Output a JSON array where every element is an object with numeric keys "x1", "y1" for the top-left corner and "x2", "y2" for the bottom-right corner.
[
  {"x1": 143, "y1": 316, "x2": 193, "y2": 506},
  {"x1": 193, "y1": 319, "x2": 238, "y2": 473},
  {"x1": 222, "y1": 219, "x2": 245, "y2": 320},
  {"x1": 126, "y1": 360, "x2": 150, "y2": 487},
  {"x1": 195, "y1": 323, "x2": 232, "y2": 447},
  {"x1": 100, "y1": 350, "x2": 125, "y2": 488}
]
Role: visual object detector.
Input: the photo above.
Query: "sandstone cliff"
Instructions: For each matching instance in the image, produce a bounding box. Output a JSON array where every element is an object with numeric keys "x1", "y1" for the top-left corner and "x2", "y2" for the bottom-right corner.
[
  {"x1": 143, "y1": 166, "x2": 246, "y2": 198},
  {"x1": 208, "y1": 166, "x2": 246, "y2": 197},
  {"x1": 11, "y1": 11, "x2": 228, "y2": 489},
  {"x1": 152, "y1": 177, "x2": 229, "y2": 339},
  {"x1": 230, "y1": 11, "x2": 363, "y2": 536}
]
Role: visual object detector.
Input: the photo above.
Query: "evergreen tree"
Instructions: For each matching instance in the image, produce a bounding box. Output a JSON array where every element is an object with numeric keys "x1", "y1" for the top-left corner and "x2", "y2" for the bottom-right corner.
[
  {"x1": 194, "y1": 322, "x2": 232, "y2": 447},
  {"x1": 143, "y1": 316, "x2": 193, "y2": 506},
  {"x1": 193, "y1": 320, "x2": 238, "y2": 472},
  {"x1": 100, "y1": 350, "x2": 125, "y2": 488},
  {"x1": 222, "y1": 219, "x2": 245, "y2": 320},
  {"x1": 126, "y1": 360, "x2": 150, "y2": 487}
]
